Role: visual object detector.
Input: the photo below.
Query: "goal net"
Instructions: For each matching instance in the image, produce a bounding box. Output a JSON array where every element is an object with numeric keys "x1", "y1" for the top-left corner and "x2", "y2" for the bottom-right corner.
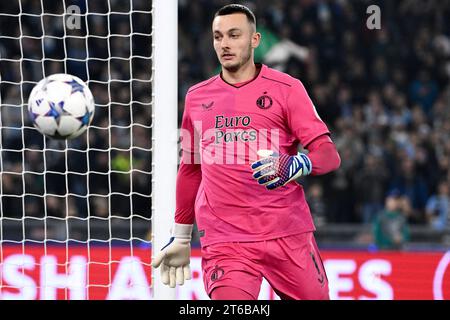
[{"x1": 0, "y1": 0, "x2": 177, "y2": 299}]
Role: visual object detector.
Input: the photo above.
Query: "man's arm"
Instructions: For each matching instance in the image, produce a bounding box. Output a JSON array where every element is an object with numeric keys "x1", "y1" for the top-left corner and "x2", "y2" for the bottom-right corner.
[
  {"x1": 305, "y1": 134, "x2": 341, "y2": 176},
  {"x1": 175, "y1": 92, "x2": 202, "y2": 223},
  {"x1": 175, "y1": 161, "x2": 201, "y2": 224}
]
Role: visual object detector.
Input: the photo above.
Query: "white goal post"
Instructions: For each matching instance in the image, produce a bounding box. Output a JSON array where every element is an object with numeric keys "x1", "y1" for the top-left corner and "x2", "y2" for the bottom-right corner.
[
  {"x1": 0, "y1": 0, "x2": 178, "y2": 300},
  {"x1": 151, "y1": 0, "x2": 178, "y2": 300}
]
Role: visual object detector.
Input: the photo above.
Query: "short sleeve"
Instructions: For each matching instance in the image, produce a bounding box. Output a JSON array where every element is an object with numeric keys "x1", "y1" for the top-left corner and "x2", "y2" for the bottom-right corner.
[{"x1": 286, "y1": 80, "x2": 330, "y2": 147}]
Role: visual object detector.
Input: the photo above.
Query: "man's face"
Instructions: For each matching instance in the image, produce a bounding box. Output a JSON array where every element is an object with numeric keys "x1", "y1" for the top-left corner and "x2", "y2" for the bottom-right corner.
[
  {"x1": 386, "y1": 195, "x2": 401, "y2": 212},
  {"x1": 212, "y1": 13, "x2": 259, "y2": 72}
]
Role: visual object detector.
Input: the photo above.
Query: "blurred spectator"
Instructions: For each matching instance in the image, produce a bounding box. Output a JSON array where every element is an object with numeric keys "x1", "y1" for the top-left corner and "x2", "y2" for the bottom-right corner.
[
  {"x1": 425, "y1": 181, "x2": 450, "y2": 231},
  {"x1": 373, "y1": 190, "x2": 411, "y2": 250},
  {"x1": 389, "y1": 157, "x2": 428, "y2": 223},
  {"x1": 409, "y1": 70, "x2": 439, "y2": 116},
  {"x1": 307, "y1": 183, "x2": 327, "y2": 227},
  {"x1": 91, "y1": 196, "x2": 109, "y2": 218},
  {"x1": 354, "y1": 154, "x2": 389, "y2": 224}
]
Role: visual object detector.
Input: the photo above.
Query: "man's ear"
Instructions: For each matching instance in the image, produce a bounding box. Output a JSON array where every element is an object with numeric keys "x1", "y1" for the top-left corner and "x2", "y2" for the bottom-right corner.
[{"x1": 252, "y1": 32, "x2": 261, "y2": 49}]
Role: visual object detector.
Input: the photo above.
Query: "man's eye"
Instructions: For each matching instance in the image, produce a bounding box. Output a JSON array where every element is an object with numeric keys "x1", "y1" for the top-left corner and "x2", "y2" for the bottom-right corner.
[{"x1": 231, "y1": 34, "x2": 239, "y2": 38}]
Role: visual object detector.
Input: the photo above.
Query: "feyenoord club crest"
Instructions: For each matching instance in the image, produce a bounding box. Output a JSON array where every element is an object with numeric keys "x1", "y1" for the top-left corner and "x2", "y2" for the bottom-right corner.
[
  {"x1": 210, "y1": 265, "x2": 225, "y2": 281},
  {"x1": 256, "y1": 93, "x2": 273, "y2": 109}
]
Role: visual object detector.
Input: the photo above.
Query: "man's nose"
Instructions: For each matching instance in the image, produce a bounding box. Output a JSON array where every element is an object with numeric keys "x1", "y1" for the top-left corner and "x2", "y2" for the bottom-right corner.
[{"x1": 220, "y1": 36, "x2": 230, "y2": 49}]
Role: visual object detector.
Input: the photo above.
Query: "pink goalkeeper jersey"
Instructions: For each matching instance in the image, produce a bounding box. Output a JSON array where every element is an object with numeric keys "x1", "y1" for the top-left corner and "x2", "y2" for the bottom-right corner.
[{"x1": 181, "y1": 64, "x2": 330, "y2": 247}]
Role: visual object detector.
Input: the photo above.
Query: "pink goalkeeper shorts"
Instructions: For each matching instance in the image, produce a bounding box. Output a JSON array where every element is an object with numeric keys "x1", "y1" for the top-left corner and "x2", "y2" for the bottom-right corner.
[{"x1": 201, "y1": 232, "x2": 329, "y2": 300}]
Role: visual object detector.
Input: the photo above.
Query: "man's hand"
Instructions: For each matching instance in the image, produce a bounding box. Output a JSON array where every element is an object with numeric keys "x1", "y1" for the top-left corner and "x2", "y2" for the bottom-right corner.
[
  {"x1": 152, "y1": 223, "x2": 193, "y2": 288},
  {"x1": 251, "y1": 149, "x2": 312, "y2": 190}
]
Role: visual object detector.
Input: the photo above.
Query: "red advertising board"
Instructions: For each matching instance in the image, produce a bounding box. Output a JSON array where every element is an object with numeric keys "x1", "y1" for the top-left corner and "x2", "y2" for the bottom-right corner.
[
  {"x1": 0, "y1": 245, "x2": 449, "y2": 300},
  {"x1": 0, "y1": 245, "x2": 152, "y2": 300},
  {"x1": 322, "y1": 251, "x2": 450, "y2": 300}
]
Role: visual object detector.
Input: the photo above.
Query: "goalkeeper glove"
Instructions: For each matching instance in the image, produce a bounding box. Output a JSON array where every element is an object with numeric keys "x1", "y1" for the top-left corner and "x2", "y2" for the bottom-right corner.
[
  {"x1": 251, "y1": 149, "x2": 312, "y2": 190},
  {"x1": 152, "y1": 223, "x2": 193, "y2": 288}
]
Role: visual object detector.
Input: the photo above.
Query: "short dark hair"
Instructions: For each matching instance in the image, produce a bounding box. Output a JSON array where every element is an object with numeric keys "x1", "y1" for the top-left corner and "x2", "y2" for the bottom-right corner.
[{"x1": 214, "y1": 4, "x2": 256, "y2": 26}]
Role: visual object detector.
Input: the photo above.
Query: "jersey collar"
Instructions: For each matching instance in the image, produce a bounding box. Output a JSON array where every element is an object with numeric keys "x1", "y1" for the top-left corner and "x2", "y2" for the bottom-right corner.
[{"x1": 218, "y1": 63, "x2": 267, "y2": 89}]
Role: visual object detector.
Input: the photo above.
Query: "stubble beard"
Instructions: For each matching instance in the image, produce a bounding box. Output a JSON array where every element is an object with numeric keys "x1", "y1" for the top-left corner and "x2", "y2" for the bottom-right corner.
[{"x1": 222, "y1": 44, "x2": 252, "y2": 73}]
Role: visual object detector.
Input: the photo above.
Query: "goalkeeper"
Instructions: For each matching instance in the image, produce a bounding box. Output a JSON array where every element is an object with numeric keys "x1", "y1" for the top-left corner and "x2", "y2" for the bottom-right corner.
[{"x1": 153, "y1": 4, "x2": 341, "y2": 300}]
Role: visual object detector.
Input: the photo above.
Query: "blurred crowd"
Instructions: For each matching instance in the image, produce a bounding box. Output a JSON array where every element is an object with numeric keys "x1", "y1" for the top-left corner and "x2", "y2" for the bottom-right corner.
[
  {"x1": 1, "y1": 0, "x2": 450, "y2": 244},
  {"x1": 178, "y1": 0, "x2": 450, "y2": 239}
]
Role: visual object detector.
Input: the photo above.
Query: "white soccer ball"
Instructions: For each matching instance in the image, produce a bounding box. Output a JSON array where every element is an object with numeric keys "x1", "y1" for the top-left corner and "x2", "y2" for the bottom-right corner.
[{"x1": 28, "y1": 73, "x2": 95, "y2": 139}]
